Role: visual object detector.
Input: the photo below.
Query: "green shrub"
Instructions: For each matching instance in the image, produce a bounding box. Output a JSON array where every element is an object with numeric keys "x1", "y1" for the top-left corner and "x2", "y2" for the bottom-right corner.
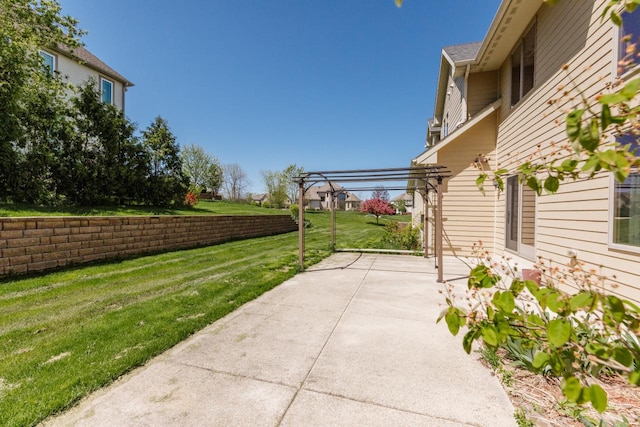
[
  {"x1": 381, "y1": 222, "x2": 420, "y2": 250},
  {"x1": 290, "y1": 204, "x2": 299, "y2": 221}
]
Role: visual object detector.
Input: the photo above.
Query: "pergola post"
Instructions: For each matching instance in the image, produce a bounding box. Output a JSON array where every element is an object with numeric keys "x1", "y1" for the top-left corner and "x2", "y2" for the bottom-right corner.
[
  {"x1": 423, "y1": 186, "x2": 429, "y2": 258},
  {"x1": 436, "y1": 176, "x2": 444, "y2": 283},
  {"x1": 330, "y1": 191, "x2": 336, "y2": 251},
  {"x1": 298, "y1": 179, "x2": 305, "y2": 271}
]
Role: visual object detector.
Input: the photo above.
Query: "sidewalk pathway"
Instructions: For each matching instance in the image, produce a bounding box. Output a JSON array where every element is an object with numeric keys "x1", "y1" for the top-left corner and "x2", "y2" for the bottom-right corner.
[{"x1": 43, "y1": 253, "x2": 516, "y2": 427}]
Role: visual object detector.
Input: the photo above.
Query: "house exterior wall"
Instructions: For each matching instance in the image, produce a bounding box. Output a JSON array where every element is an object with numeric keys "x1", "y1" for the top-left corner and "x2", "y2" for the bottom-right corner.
[
  {"x1": 467, "y1": 71, "x2": 499, "y2": 116},
  {"x1": 494, "y1": 0, "x2": 640, "y2": 301},
  {"x1": 413, "y1": 114, "x2": 498, "y2": 257},
  {"x1": 48, "y1": 50, "x2": 127, "y2": 110},
  {"x1": 441, "y1": 74, "x2": 465, "y2": 137}
]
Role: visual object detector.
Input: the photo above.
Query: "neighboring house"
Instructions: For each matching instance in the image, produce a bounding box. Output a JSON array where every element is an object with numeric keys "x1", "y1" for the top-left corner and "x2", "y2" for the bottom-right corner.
[
  {"x1": 344, "y1": 192, "x2": 362, "y2": 211},
  {"x1": 305, "y1": 183, "x2": 360, "y2": 211},
  {"x1": 411, "y1": 0, "x2": 640, "y2": 303},
  {"x1": 392, "y1": 193, "x2": 413, "y2": 214},
  {"x1": 252, "y1": 193, "x2": 268, "y2": 206},
  {"x1": 39, "y1": 45, "x2": 134, "y2": 111}
]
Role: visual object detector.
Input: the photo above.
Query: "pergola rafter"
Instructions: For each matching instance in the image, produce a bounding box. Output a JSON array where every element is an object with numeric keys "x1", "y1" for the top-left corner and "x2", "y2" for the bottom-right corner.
[{"x1": 294, "y1": 166, "x2": 451, "y2": 282}]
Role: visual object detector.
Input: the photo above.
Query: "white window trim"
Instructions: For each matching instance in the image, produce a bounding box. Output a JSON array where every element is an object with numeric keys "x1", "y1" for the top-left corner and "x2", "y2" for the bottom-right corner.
[
  {"x1": 100, "y1": 77, "x2": 114, "y2": 105},
  {"x1": 608, "y1": 170, "x2": 640, "y2": 254},
  {"x1": 39, "y1": 50, "x2": 56, "y2": 74},
  {"x1": 505, "y1": 176, "x2": 537, "y2": 261},
  {"x1": 612, "y1": 5, "x2": 640, "y2": 80}
]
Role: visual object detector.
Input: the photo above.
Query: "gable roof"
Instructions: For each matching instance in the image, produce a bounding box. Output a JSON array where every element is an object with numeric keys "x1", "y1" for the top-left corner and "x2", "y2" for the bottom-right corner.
[
  {"x1": 392, "y1": 193, "x2": 412, "y2": 203},
  {"x1": 443, "y1": 41, "x2": 482, "y2": 64},
  {"x1": 345, "y1": 193, "x2": 361, "y2": 202},
  {"x1": 54, "y1": 44, "x2": 134, "y2": 87}
]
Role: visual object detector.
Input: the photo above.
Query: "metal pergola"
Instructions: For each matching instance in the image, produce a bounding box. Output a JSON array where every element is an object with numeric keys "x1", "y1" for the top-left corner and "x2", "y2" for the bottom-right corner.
[{"x1": 294, "y1": 166, "x2": 452, "y2": 282}]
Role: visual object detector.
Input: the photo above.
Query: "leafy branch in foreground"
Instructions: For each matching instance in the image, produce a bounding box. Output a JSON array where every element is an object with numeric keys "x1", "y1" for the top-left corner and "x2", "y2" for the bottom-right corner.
[{"x1": 438, "y1": 245, "x2": 640, "y2": 417}]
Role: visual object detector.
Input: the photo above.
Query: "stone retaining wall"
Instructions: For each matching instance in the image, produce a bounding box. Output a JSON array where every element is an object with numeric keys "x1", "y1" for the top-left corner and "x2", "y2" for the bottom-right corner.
[{"x1": 0, "y1": 215, "x2": 297, "y2": 276}]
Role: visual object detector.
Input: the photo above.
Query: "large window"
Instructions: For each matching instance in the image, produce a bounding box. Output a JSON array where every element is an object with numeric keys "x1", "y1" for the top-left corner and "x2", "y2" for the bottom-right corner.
[
  {"x1": 611, "y1": 135, "x2": 640, "y2": 249},
  {"x1": 100, "y1": 77, "x2": 113, "y2": 104},
  {"x1": 618, "y1": 6, "x2": 640, "y2": 75},
  {"x1": 39, "y1": 50, "x2": 55, "y2": 75},
  {"x1": 510, "y1": 23, "x2": 536, "y2": 106},
  {"x1": 506, "y1": 175, "x2": 536, "y2": 259}
]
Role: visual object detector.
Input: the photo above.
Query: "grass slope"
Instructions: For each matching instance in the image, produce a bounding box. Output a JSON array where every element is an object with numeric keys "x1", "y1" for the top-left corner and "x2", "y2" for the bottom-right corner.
[
  {"x1": 0, "y1": 207, "x2": 397, "y2": 426},
  {"x1": 0, "y1": 200, "x2": 284, "y2": 217}
]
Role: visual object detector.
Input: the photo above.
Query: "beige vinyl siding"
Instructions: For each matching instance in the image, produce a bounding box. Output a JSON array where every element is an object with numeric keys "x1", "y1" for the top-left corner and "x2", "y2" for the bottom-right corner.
[
  {"x1": 441, "y1": 74, "x2": 464, "y2": 137},
  {"x1": 57, "y1": 54, "x2": 126, "y2": 110},
  {"x1": 433, "y1": 114, "x2": 497, "y2": 257},
  {"x1": 467, "y1": 71, "x2": 499, "y2": 116},
  {"x1": 494, "y1": 0, "x2": 640, "y2": 302}
]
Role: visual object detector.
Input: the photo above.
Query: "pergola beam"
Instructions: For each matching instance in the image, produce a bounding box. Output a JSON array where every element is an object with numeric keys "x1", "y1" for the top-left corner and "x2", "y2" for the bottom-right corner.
[{"x1": 294, "y1": 166, "x2": 451, "y2": 275}]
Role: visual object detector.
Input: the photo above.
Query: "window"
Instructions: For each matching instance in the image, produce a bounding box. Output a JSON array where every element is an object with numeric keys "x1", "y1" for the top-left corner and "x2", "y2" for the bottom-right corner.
[
  {"x1": 506, "y1": 175, "x2": 536, "y2": 259},
  {"x1": 618, "y1": 7, "x2": 640, "y2": 75},
  {"x1": 510, "y1": 23, "x2": 536, "y2": 106},
  {"x1": 611, "y1": 134, "x2": 640, "y2": 249},
  {"x1": 100, "y1": 77, "x2": 113, "y2": 104},
  {"x1": 39, "y1": 50, "x2": 55, "y2": 75}
]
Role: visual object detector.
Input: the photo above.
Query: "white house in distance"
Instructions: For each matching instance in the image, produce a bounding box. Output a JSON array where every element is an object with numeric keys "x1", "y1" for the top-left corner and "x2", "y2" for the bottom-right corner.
[
  {"x1": 411, "y1": 0, "x2": 640, "y2": 303},
  {"x1": 392, "y1": 193, "x2": 413, "y2": 215},
  {"x1": 39, "y1": 45, "x2": 133, "y2": 111}
]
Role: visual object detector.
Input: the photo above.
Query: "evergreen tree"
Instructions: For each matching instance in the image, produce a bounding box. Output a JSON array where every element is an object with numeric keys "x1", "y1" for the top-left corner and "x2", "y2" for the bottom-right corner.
[{"x1": 141, "y1": 117, "x2": 189, "y2": 206}]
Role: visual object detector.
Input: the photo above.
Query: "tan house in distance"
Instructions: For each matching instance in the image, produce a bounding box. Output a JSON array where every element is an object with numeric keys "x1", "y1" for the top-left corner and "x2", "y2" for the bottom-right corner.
[
  {"x1": 305, "y1": 183, "x2": 361, "y2": 211},
  {"x1": 39, "y1": 45, "x2": 133, "y2": 111},
  {"x1": 411, "y1": 0, "x2": 640, "y2": 303}
]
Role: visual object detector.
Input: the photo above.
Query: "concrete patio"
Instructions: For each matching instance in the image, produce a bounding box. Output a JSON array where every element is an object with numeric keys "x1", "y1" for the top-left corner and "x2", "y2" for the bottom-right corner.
[{"x1": 43, "y1": 253, "x2": 516, "y2": 426}]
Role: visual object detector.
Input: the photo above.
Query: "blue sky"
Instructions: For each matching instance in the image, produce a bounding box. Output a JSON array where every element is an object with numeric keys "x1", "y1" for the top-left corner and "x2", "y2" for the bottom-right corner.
[{"x1": 57, "y1": 0, "x2": 501, "y2": 195}]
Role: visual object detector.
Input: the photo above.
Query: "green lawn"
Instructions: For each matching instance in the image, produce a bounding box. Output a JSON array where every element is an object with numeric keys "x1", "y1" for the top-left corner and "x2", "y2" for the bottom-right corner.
[
  {"x1": 0, "y1": 200, "x2": 284, "y2": 217},
  {"x1": 0, "y1": 207, "x2": 400, "y2": 427}
]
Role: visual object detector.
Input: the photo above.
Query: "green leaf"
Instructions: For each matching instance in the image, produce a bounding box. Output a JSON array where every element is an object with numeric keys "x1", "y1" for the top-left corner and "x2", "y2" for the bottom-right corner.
[
  {"x1": 467, "y1": 265, "x2": 500, "y2": 289},
  {"x1": 606, "y1": 295, "x2": 626, "y2": 323},
  {"x1": 445, "y1": 309, "x2": 461, "y2": 336},
  {"x1": 492, "y1": 291, "x2": 515, "y2": 313},
  {"x1": 620, "y1": 78, "x2": 640, "y2": 100},
  {"x1": 544, "y1": 175, "x2": 560, "y2": 193},
  {"x1": 578, "y1": 119, "x2": 600, "y2": 152},
  {"x1": 566, "y1": 109, "x2": 584, "y2": 141},
  {"x1": 570, "y1": 292, "x2": 594, "y2": 310},
  {"x1": 613, "y1": 347, "x2": 633, "y2": 367},
  {"x1": 630, "y1": 370, "x2": 640, "y2": 385},
  {"x1": 547, "y1": 319, "x2": 571, "y2": 347},
  {"x1": 509, "y1": 277, "x2": 525, "y2": 294},
  {"x1": 589, "y1": 384, "x2": 608, "y2": 413},
  {"x1": 463, "y1": 329, "x2": 480, "y2": 354},
  {"x1": 600, "y1": 103, "x2": 627, "y2": 129},
  {"x1": 526, "y1": 176, "x2": 542, "y2": 196},
  {"x1": 476, "y1": 173, "x2": 487, "y2": 189},
  {"x1": 563, "y1": 376, "x2": 583, "y2": 402},
  {"x1": 547, "y1": 292, "x2": 561, "y2": 313},
  {"x1": 610, "y1": 10, "x2": 622, "y2": 26},
  {"x1": 481, "y1": 325, "x2": 499, "y2": 347},
  {"x1": 532, "y1": 351, "x2": 550, "y2": 369}
]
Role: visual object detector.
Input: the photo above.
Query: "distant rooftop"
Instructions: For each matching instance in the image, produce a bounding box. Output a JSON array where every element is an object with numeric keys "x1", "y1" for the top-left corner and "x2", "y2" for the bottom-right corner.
[
  {"x1": 54, "y1": 44, "x2": 134, "y2": 87},
  {"x1": 443, "y1": 41, "x2": 482, "y2": 64}
]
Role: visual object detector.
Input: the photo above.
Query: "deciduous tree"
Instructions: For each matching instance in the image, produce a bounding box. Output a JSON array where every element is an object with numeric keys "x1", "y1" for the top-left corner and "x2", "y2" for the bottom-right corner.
[
  {"x1": 222, "y1": 163, "x2": 249, "y2": 201},
  {"x1": 361, "y1": 197, "x2": 395, "y2": 224}
]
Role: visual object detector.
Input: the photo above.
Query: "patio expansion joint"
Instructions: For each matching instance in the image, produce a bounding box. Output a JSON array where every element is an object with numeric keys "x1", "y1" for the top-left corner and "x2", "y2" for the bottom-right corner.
[
  {"x1": 275, "y1": 255, "x2": 377, "y2": 426},
  {"x1": 169, "y1": 359, "x2": 299, "y2": 391},
  {"x1": 297, "y1": 388, "x2": 486, "y2": 427}
]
